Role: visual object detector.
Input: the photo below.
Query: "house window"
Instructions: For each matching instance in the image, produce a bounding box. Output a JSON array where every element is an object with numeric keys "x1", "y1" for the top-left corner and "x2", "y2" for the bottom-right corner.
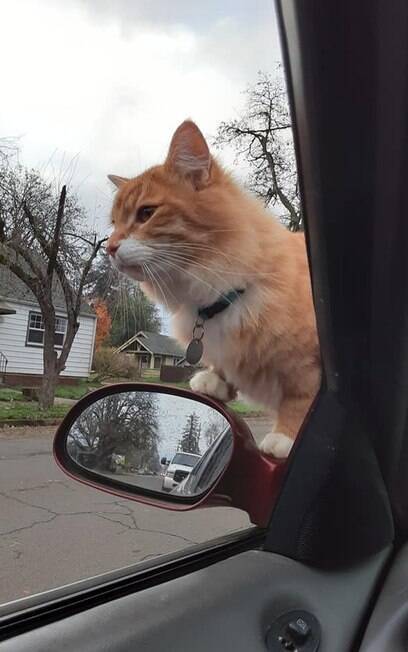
[{"x1": 26, "y1": 311, "x2": 67, "y2": 348}]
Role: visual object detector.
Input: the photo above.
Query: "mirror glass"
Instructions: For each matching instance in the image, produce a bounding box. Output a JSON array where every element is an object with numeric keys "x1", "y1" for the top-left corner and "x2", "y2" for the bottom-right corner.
[{"x1": 66, "y1": 390, "x2": 232, "y2": 498}]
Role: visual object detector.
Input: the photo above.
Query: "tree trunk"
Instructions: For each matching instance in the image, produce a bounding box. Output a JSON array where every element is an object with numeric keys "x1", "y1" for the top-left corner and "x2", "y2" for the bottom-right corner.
[
  {"x1": 39, "y1": 360, "x2": 59, "y2": 410},
  {"x1": 39, "y1": 348, "x2": 59, "y2": 409},
  {"x1": 39, "y1": 314, "x2": 58, "y2": 410}
]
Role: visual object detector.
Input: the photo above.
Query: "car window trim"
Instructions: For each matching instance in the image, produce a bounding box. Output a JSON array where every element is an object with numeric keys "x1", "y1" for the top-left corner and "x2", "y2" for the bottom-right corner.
[{"x1": 0, "y1": 526, "x2": 264, "y2": 642}]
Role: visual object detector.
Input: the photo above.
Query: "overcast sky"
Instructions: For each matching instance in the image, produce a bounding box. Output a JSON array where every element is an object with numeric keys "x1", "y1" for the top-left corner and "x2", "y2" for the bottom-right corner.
[
  {"x1": 1, "y1": 1, "x2": 282, "y2": 333},
  {"x1": 1, "y1": 1, "x2": 282, "y2": 230}
]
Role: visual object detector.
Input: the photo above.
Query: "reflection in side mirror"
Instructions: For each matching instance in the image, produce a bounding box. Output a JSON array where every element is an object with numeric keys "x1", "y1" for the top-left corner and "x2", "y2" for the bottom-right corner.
[
  {"x1": 54, "y1": 384, "x2": 286, "y2": 526},
  {"x1": 63, "y1": 388, "x2": 231, "y2": 499}
]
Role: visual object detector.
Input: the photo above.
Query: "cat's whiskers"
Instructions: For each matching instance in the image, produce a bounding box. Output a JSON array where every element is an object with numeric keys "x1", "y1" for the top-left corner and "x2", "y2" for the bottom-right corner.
[
  {"x1": 143, "y1": 263, "x2": 172, "y2": 317},
  {"x1": 150, "y1": 253, "x2": 232, "y2": 303},
  {"x1": 118, "y1": 281, "x2": 125, "y2": 336},
  {"x1": 148, "y1": 243, "x2": 249, "y2": 277},
  {"x1": 149, "y1": 248, "x2": 245, "y2": 300},
  {"x1": 154, "y1": 250, "x2": 253, "y2": 311},
  {"x1": 147, "y1": 260, "x2": 179, "y2": 309},
  {"x1": 148, "y1": 241, "x2": 276, "y2": 278},
  {"x1": 149, "y1": 240, "x2": 250, "y2": 267},
  {"x1": 110, "y1": 272, "x2": 134, "y2": 340},
  {"x1": 144, "y1": 263, "x2": 170, "y2": 318},
  {"x1": 150, "y1": 252, "x2": 259, "y2": 329},
  {"x1": 110, "y1": 288, "x2": 119, "y2": 325},
  {"x1": 123, "y1": 281, "x2": 130, "y2": 340},
  {"x1": 100, "y1": 267, "x2": 114, "y2": 303},
  {"x1": 149, "y1": 256, "x2": 177, "y2": 292}
]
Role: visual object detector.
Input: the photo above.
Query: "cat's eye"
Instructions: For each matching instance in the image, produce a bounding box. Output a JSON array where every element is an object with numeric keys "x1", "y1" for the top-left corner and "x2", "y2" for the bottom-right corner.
[{"x1": 137, "y1": 205, "x2": 156, "y2": 223}]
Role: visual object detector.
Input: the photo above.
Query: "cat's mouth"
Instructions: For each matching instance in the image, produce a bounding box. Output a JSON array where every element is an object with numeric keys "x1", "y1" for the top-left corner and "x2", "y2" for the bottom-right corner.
[
  {"x1": 111, "y1": 239, "x2": 153, "y2": 282},
  {"x1": 120, "y1": 264, "x2": 146, "y2": 282},
  {"x1": 113, "y1": 258, "x2": 146, "y2": 282},
  {"x1": 124, "y1": 265, "x2": 146, "y2": 281}
]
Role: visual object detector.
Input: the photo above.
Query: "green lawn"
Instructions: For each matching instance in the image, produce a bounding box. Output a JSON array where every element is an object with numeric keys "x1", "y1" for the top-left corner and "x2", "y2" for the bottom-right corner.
[
  {"x1": 55, "y1": 381, "x2": 99, "y2": 400},
  {"x1": 228, "y1": 399, "x2": 265, "y2": 417},
  {"x1": 0, "y1": 376, "x2": 264, "y2": 422},
  {"x1": 0, "y1": 381, "x2": 97, "y2": 422},
  {"x1": 0, "y1": 388, "x2": 25, "y2": 402},
  {"x1": 0, "y1": 381, "x2": 99, "y2": 404},
  {"x1": 0, "y1": 402, "x2": 68, "y2": 421}
]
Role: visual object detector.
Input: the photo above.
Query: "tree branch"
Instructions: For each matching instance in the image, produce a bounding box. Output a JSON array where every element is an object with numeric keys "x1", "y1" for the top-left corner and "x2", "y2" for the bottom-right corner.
[
  {"x1": 23, "y1": 201, "x2": 51, "y2": 258},
  {"x1": 47, "y1": 185, "x2": 66, "y2": 277},
  {"x1": 261, "y1": 143, "x2": 300, "y2": 229},
  {"x1": 75, "y1": 238, "x2": 107, "y2": 313},
  {"x1": 55, "y1": 236, "x2": 107, "y2": 374},
  {"x1": 64, "y1": 232, "x2": 99, "y2": 247}
]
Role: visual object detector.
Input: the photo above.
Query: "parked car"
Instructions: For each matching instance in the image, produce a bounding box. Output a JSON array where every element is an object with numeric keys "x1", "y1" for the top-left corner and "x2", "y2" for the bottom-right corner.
[
  {"x1": 172, "y1": 428, "x2": 232, "y2": 497},
  {"x1": 161, "y1": 451, "x2": 201, "y2": 492}
]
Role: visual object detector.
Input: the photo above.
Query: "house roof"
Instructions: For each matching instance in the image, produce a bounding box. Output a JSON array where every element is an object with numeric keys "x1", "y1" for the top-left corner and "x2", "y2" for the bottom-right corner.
[
  {"x1": 0, "y1": 266, "x2": 95, "y2": 317},
  {"x1": 117, "y1": 330, "x2": 185, "y2": 358}
]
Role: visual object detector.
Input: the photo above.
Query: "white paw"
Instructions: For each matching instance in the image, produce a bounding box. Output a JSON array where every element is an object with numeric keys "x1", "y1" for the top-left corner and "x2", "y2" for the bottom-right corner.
[
  {"x1": 259, "y1": 432, "x2": 293, "y2": 459},
  {"x1": 190, "y1": 370, "x2": 231, "y2": 403}
]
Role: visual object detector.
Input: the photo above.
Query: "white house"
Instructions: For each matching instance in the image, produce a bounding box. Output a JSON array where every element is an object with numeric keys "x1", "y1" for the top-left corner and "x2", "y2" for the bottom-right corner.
[{"x1": 0, "y1": 268, "x2": 96, "y2": 385}]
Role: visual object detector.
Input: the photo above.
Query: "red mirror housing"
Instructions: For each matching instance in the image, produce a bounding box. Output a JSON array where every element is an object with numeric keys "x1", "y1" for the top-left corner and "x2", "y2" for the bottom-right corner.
[{"x1": 53, "y1": 383, "x2": 287, "y2": 527}]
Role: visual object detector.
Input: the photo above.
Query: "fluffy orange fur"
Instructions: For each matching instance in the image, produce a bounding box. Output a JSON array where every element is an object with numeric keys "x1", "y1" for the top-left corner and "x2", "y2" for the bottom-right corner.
[{"x1": 107, "y1": 120, "x2": 321, "y2": 457}]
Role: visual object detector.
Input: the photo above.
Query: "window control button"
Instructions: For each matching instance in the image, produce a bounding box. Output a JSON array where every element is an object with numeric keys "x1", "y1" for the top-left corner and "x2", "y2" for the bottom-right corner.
[
  {"x1": 266, "y1": 610, "x2": 320, "y2": 651},
  {"x1": 286, "y1": 618, "x2": 311, "y2": 644}
]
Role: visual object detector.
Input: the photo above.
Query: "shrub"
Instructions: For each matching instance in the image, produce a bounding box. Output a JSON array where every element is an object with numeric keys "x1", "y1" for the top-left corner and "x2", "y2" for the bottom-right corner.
[{"x1": 92, "y1": 347, "x2": 140, "y2": 380}]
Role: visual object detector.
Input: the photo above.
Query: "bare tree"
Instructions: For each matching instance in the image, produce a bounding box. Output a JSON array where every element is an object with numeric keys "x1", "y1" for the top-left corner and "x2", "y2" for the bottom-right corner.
[
  {"x1": 69, "y1": 391, "x2": 160, "y2": 472},
  {"x1": 0, "y1": 138, "x2": 18, "y2": 163},
  {"x1": 214, "y1": 69, "x2": 301, "y2": 231},
  {"x1": 0, "y1": 162, "x2": 106, "y2": 408}
]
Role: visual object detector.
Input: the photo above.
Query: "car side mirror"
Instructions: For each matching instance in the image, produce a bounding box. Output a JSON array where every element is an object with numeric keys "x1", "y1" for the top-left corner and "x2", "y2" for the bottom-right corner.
[{"x1": 53, "y1": 384, "x2": 286, "y2": 526}]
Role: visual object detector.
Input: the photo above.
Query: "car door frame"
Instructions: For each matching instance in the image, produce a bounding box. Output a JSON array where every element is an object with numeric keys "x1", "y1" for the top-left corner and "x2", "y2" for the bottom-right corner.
[{"x1": 3, "y1": 0, "x2": 408, "y2": 644}]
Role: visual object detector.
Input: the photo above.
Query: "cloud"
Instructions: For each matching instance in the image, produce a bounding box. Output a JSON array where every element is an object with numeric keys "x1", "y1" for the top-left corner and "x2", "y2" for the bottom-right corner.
[
  {"x1": 52, "y1": 0, "x2": 281, "y2": 82},
  {"x1": 45, "y1": 0, "x2": 277, "y2": 33},
  {"x1": 1, "y1": 0, "x2": 281, "y2": 232}
]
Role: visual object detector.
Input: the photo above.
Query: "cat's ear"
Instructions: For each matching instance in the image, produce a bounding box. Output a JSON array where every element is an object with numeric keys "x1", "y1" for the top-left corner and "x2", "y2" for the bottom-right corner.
[
  {"x1": 166, "y1": 120, "x2": 211, "y2": 189},
  {"x1": 107, "y1": 174, "x2": 128, "y2": 189}
]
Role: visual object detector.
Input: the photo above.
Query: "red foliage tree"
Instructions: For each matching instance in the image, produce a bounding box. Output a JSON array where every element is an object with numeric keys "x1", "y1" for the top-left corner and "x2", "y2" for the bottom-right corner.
[{"x1": 93, "y1": 300, "x2": 111, "y2": 349}]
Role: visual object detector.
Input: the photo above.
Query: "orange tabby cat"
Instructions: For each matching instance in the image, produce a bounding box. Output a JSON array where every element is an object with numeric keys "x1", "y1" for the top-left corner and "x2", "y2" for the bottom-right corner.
[{"x1": 106, "y1": 120, "x2": 320, "y2": 457}]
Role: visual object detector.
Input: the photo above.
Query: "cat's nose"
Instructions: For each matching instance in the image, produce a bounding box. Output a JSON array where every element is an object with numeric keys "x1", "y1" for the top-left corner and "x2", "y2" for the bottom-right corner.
[{"x1": 106, "y1": 241, "x2": 119, "y2": 257}]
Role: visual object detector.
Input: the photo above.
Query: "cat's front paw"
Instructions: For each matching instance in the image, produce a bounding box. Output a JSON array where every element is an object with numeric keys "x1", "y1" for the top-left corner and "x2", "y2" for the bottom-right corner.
[
  {"x1": 259, "y1": 432, "x2": 293, "y2": 459},
  {"x1": 190, "y1": 369, "x2": 233, "y2": 403}
]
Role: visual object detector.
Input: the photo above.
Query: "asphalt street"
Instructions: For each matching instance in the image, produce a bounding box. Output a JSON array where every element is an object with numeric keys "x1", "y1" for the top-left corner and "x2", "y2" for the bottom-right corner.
[{"x1": 0, "y1": 418, "x2": 269, "y2": 606}]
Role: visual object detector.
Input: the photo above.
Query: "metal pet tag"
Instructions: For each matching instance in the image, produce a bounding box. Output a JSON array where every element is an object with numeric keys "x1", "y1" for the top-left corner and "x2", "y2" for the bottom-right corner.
[{"x1": 186, "y1": 339, "x2": 203, "y2": 365}]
